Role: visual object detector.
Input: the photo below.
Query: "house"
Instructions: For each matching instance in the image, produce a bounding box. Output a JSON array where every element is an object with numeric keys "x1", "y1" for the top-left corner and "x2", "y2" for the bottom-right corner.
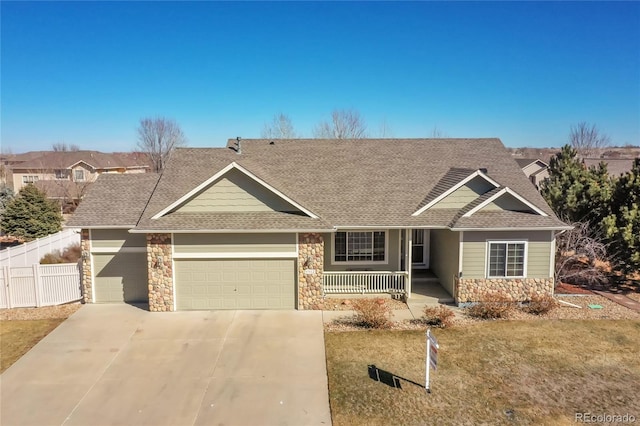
[
  {"x1": 67, "y1": 138, "x2": 570, "y2": 312},
  {"x1": 515, "y1": 158, "x2": 549, "y2": 189},
  {"x1": 9, "y1": 150, "x2": 150, "y2": 192},
  {"x1": 8, "y1": 150, "x2": 150, "y2": 211}
]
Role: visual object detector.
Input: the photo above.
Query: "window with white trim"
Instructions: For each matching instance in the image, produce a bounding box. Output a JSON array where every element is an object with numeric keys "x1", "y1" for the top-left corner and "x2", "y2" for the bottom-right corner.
[
  {"x1": 334, "y1": 231, "x2": 386, "y2": 263},
  {"x1": 488, "y1": 241, "x2": 526, "y2": 277},
  {"x1": 74, "y1": 169, "x2": 85, "y2": 181},
  {"x1": 22, "y1": 175, "x2": 39, "y2": 184}
]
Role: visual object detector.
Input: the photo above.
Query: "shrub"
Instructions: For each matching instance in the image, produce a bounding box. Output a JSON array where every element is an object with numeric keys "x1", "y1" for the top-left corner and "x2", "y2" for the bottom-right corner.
[
  {"x1": 466, "y1": 292, "x2": 516, "y2": 319},
  {"x1": 40, "y1": 251, "x2": 63, "y2": 264},
  {"x1": 61, "y1": 243, "x2": 81, "y2": 263},
  {"x1": 523, "y1": 294, "x2": 558, "y2": 315},
  {"x1": 351, "y1": 298, "x2": 393, "y2": 329},
  {"x1": 422, "y1": 305, "x2": 455, "y2": 328},
  {"x1": 40, "y1": 243, "x2": 81, "y2": 264}
]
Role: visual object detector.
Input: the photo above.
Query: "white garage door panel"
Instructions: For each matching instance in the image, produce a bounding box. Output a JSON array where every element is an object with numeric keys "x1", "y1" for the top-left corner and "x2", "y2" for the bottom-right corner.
[
  {"x1": 175, "y1": 259, "x2": 295, "y2": 310},
  {"x1": 93, "y1": 253, "x2": 148, "y2": 303}
]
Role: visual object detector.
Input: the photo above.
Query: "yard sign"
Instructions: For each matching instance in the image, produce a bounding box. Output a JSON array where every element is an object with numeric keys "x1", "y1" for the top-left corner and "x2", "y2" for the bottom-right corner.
[{"x1": 426, "y1": 328, "x2": 439, "y2": 393}]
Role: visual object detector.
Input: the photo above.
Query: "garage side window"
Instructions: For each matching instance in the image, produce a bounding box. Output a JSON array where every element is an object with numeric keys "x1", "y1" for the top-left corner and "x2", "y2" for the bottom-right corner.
[
  {"x1": 334, "y1": 231, "x2": 386, "y2": 263},
  {"x1": 487, "y1": 241, "x2": 526, "y2": 278}
]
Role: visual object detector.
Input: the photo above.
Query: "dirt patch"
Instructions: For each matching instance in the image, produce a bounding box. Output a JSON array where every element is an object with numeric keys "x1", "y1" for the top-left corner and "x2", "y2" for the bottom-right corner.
[{"x1": 0, "y1": 303, "x2": 82, "y2": 321}]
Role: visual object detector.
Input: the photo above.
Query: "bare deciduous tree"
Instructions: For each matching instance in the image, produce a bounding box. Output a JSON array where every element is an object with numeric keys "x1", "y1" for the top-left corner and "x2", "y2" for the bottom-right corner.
[
  {"x1": 554, "y1": 221, "x2": 610, "y2": 287},
  {"x1": 313, "y1": 109, "x2": 367, "y2": 139},
  {"x1": 431, "y1": 126, "x2": 448, "y2": 138},
  {"x1": 136, "y1": 117, "x2": 187, "y2": 172},
  {"x1": 261, "y1": 113, "x2": 299, "y2": 139},
  {"x1": 52, "y1": 142, "x2": 80, "y2": 152},
  {"x1": 569, "y1": 122, "x2": 610, "y2": 158},
  {"x1": 378, "y1": 118, "x2": 393, "y2": 138}
]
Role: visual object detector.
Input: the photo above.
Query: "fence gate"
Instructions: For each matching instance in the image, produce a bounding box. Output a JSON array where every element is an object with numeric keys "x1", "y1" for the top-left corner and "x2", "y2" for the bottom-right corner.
[{"x1": 0, "y1": 263, "x2": 82, "y2": 309}]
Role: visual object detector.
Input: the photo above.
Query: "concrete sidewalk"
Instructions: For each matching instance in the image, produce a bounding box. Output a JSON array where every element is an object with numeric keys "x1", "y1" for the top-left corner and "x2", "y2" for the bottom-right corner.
[{"x1": 1, "y1": 305, "x2": 331, "y2": 426}]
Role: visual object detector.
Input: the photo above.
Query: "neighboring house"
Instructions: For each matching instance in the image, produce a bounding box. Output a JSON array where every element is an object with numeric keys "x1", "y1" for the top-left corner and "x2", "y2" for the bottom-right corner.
[
  {"x1": 67, "y1": 139, "x2": 570, "y2": 312},
  {"x1": 8, "y1": 151, "x2": 150, "y2": 211},
  {"x1": 583, "y1": 158, "x2": 638, "y2": 177},
  {"x1": 515, "y1": 158, "x2": 549, "y2": 189}
]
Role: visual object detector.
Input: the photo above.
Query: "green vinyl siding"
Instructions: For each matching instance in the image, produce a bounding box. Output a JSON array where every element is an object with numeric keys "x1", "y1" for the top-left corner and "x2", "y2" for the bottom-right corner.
[
  {"x1": 323, "y1": 229, "x2": 400, "y2": 271},
  {"x1": 173, "y1": 233, "x2": 296, "y2": 254},
  {"x1": 478, "y1": 193, "x2": 536, "y2": 213},
  {"x1": 462, "y1": 231, "x2": 552, "y2": 278},
  {"x1": 91, "y1": 229, "x2": 146, "y2": 249},
  {"x1": 431, "y1": 176, "x2": 494, "y2": 209},
  {"x1": 430, "y1": 229, "x2": 460, "y2": 295},
  {"x1": 176, "y1": 168, "x2": 300, "y2": 213},
  {"x1": 527, "y1": 240, "x2": 552, "y2": 278}
]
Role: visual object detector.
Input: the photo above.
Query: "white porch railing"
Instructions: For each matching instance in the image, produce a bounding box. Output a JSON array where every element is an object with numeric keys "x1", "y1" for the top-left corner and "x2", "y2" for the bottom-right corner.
[
  {"x1": 322, "y1": 271, "x2": 408, "y2": 295},
  {"x1": 0, "y1": 263, "x2": 82, "y2": 309}
]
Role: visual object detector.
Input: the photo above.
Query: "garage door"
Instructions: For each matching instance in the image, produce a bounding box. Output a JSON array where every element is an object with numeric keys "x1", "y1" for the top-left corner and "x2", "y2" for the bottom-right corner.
[
  {"x1": 93, "y1": 253, "x2": 148, "y2": 303},
  {"x1": 175, "y1": 259, "x2": 295, "y2": 310}
]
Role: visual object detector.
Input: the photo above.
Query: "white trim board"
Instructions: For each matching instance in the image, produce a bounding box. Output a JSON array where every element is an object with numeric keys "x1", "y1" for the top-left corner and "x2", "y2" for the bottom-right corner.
[
  {"x1": 173, "y1": 252, "x2": 298, "y2": 259},
  {"x1": 412, "y1": 169, "x2": 500, "y2": 216},
  {"x1": 462, "y1": 187, "x2": 548, "y2": 217},
  {"x1": 151, "y1": 162, "x2": 318, "y2": 219},
  {"x1": 90, "y1": 247, "x2": 147, "y2": 254},
  {"x1": 129, "y1": 228, "x2": 332, "y2": 234}
]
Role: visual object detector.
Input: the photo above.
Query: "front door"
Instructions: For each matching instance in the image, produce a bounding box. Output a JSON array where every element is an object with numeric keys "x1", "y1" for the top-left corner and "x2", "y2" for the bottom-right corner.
[{"x1": 411, "y1": 229, "x2": 430, "y2": 269}]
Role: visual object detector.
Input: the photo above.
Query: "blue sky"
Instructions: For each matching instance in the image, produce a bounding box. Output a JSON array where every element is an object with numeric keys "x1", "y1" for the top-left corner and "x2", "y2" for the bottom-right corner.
[{"x1": 2, "y1": 1, "x2": 639, "y2": 152}]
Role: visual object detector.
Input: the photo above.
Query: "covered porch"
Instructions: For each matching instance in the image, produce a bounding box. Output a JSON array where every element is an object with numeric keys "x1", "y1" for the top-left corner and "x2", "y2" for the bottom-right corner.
[{"x1": 321, "y1": 229, "x2": 455, "y2": 302}]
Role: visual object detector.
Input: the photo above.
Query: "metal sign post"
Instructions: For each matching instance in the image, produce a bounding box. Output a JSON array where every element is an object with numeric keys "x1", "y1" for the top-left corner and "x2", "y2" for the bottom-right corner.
[{"x1": 426, "y1": 328, "x2": 439, "y2": 393}]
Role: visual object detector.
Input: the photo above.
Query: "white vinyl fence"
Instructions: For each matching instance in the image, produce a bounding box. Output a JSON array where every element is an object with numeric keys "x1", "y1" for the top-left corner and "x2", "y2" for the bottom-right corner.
[
  {"x1": 0, "y1": 228, "x2": 81, "y2": 268},
  {"x1": 0, "y1": 263, "x2": 82, "y2": 309}
]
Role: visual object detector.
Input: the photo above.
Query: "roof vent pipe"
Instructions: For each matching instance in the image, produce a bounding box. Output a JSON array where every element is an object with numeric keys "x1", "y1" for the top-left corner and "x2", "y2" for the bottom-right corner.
[{"x1": 235, "y1": 137, "x2": 242, "y2": 154}]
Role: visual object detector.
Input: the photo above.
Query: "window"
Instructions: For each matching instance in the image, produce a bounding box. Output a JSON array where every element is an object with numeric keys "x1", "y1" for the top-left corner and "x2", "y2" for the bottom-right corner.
[
  {"x1": 74, "y1": 169, "x2": 85, "y2": 181},
  {"x1": 55, "y1": 169, "x2": 67, "y2": 179},
  {"x1": 334, "y1": 231, "x2": 386, "y2": 263},
  {"x1": 488, "y1": 241, "x2": 526, "y2": 277},
  {"x1": 22, "y1": 175, "x2": 39, "y2": 184}
]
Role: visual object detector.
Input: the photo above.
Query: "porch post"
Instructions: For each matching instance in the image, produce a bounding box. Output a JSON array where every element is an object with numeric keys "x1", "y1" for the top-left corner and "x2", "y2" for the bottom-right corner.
[{"x1": 406, "y1": 229, "x2": 412, "y2": 299}]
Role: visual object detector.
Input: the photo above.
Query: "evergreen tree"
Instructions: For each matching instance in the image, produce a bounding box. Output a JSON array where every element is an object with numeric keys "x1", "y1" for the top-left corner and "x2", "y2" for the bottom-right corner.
[
  {"x1": 603, "y1": 159, "x2": 640, "y2": 273},
  {"x1": 0, "y1": 185, "x2": 14, "y2": 215},
  {"x1": 0, "y1": 184, "x2": 62, "y2": 240}
]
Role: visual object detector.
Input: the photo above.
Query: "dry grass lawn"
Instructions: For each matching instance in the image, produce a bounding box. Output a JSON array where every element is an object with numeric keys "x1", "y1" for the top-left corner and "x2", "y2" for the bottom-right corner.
[
  {"x1": 325, "y1": 320, "x2": 640, "y2": 425},
  {"x1": 0, "y1": 319, "x2": 65, "y2": 373}
]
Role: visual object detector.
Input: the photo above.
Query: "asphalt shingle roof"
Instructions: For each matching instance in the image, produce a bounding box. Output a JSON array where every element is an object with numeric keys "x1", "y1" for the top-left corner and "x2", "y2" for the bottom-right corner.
[
  {"x1": 14, "y1": 151, "x2": 150, "y2": 170},
  {"x1": 71, "y1": 138, "x2": 568, "y2": 231},
  {"x1": 66, "y1": 173, "x2": 159, "y2": 227}
]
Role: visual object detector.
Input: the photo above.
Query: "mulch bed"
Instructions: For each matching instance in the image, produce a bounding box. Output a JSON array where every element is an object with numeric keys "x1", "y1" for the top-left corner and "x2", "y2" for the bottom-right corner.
[
  {"x1": 555, "y1": 282, "x2": 593, "y2": 295},
  {"x1": 322, "y1": 297, "x2": 408, "y2": 311}
]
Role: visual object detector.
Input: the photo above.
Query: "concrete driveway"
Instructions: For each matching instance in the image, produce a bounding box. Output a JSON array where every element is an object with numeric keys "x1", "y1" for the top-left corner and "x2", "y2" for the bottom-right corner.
[{"x1": 1, "y1": 305, "x2": 332, "y2": 426}]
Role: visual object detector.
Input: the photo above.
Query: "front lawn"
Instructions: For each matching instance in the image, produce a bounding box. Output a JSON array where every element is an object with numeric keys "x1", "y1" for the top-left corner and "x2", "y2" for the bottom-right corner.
[
  {"x1": 325, "y1": 320, "x2": 640, "y2": 425},
  {"x1": 0, "y1": 319, "x2": 66, "y2": 373}
]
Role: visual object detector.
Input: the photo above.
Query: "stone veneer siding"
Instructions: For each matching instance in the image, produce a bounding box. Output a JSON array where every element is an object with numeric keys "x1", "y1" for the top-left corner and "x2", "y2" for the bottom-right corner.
[
  {"x1": 80, "y1": 229, "x2": 92, "y2": 303},
  {"x1": 455, "y1": 277, "x2": 554, "y2": 303},
  {"x1": 298, "y1": 233, "x2": 324, "y2": 310},
  {"x1": 147, "y1": 233, "x2": 174, "y2": 312}
]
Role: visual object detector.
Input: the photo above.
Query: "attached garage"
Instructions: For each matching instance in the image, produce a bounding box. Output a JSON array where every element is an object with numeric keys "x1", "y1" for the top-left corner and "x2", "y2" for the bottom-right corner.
[
  {"x1": 90, "y1": 229, "x2": 148, "y2": 303},
  {"x1": 175, "y1": 259, "x2": 295, "y2": 310},
  {"x1": 93, "y1": 252, "x2": 148, "y2": 303},
  {"x1": 173, "y1": 233, "x2": 298, "y2": 311}
]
